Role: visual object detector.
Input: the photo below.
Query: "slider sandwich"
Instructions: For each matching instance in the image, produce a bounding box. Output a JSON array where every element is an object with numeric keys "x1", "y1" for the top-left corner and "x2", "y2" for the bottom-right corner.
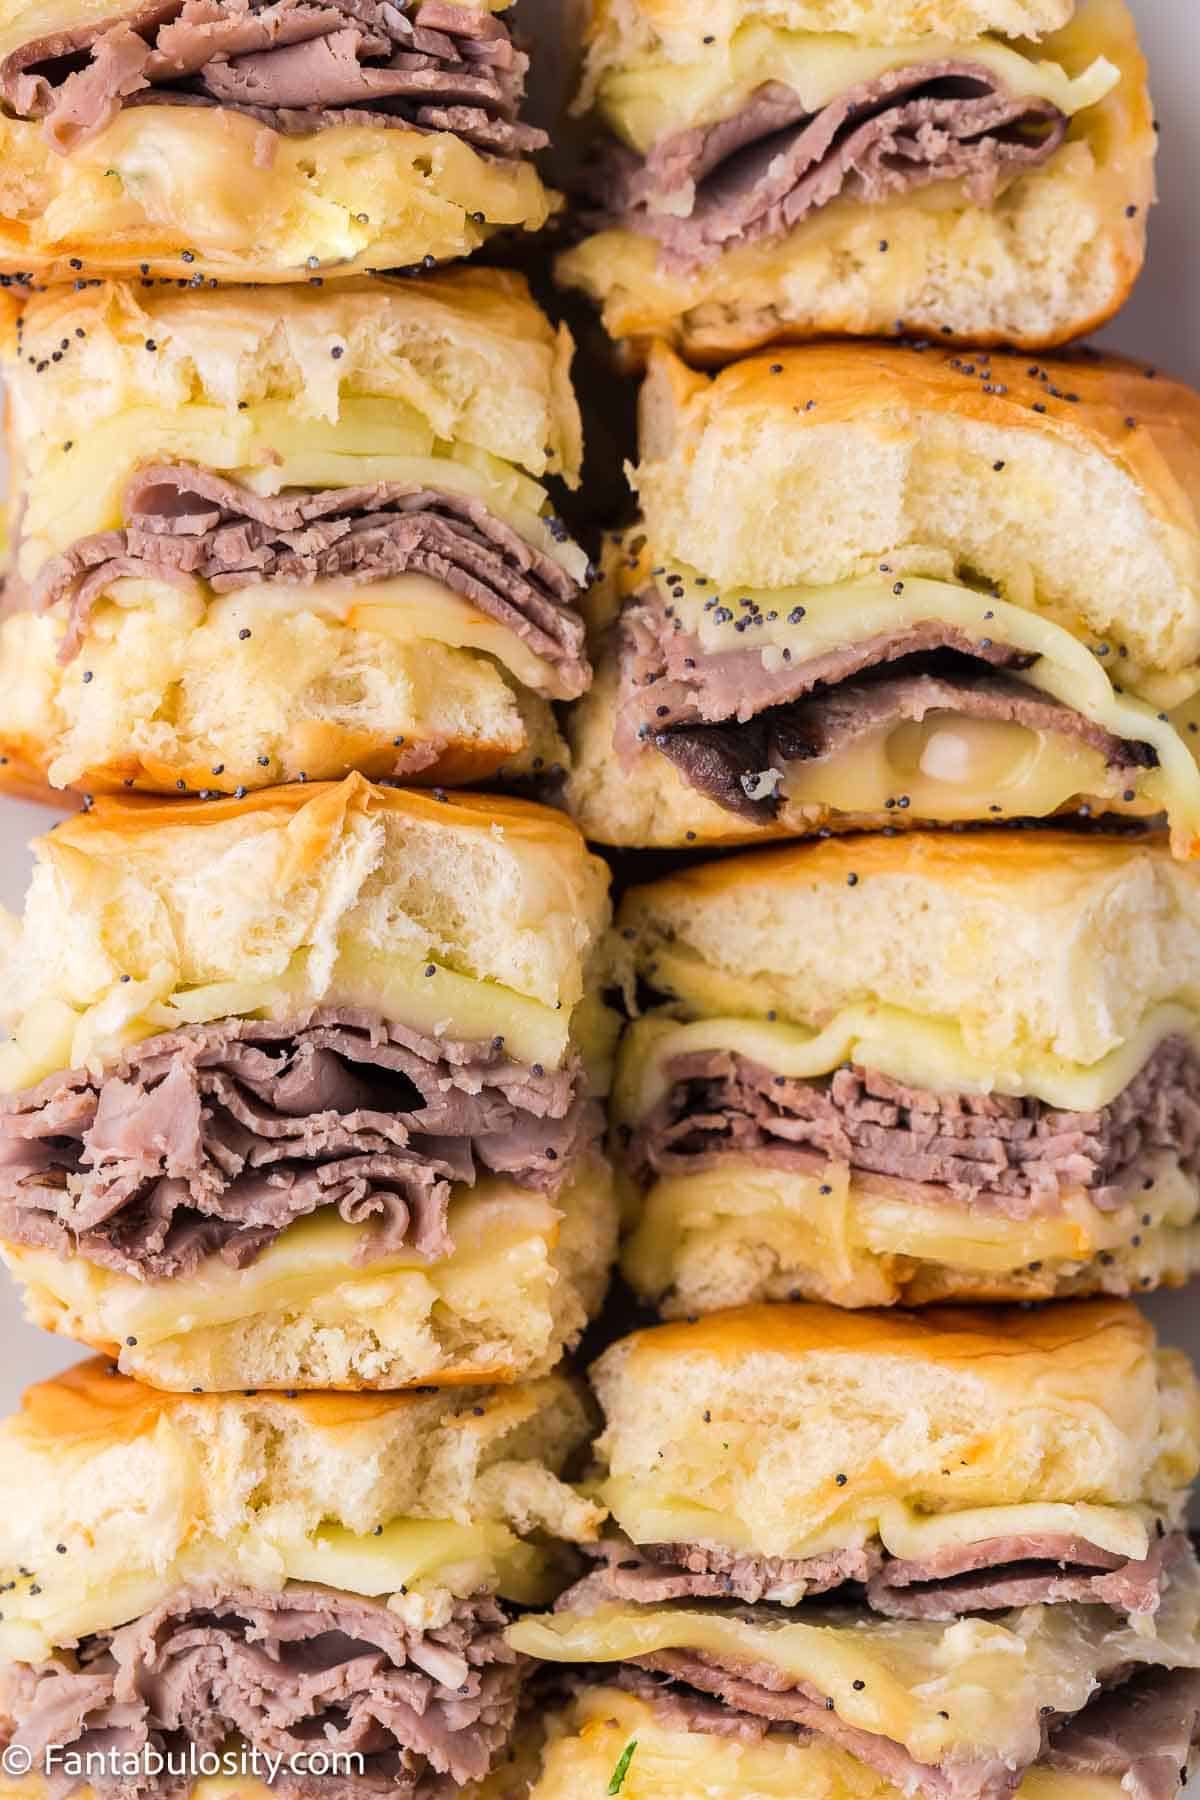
[
  {"x1": 566, "y1": 340, "x2": 1200, "y2": 853},
  {"x1": 511, "y1": 1302, "x2": 1200, "y2": 1800},
  {"x1": 0, "y1": 776, "x2": 618, "y2": 1390},
  {"x1": 0, "y1": 0, "x2": 556, "y2": 283},
  {"x1": 0, "y1": 1357, "x2": 604, "y2": 1799},
  {"x1": 557, "y1": 0, "x2": 1154, "y2": 362},
  {"x1": 612, "y1": 830, "x2": 1200, "y2": 1312},
  {"x1": 0, "y1": 270, "x2": 590, "y2": 800}
]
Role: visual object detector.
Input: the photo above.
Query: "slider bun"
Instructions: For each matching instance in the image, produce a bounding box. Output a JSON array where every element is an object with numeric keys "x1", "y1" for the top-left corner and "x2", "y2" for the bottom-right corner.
[
  {"x1": 0, "y1": 777, "x2": 613, "y2": 1081},
  {"x1": 591, "y1": 1301, "x2": 1200, "y2": 1550},
  {"x1": 5, "y1": 272, "x2": 583, "y2": 576},
  {"x1": 559, "y1": 0, "x2": 1152, "y2": 357},
  {"x1": 0, "y1": 105, "x2": 556, "y2": 286},
  {"x1": 526, "y1": 1685, "x2": 1142, "y2": 1800},
  {"x1": 615, "y1": 828, "x2": 1200, "y2": 1071},
  {"x1": 0, "y1": 1355, "x2": 601, "y2": 1657},
  {"x1": 637, "y1": 340, "x2": 1200, "y2": 681},
  {"x1": 3, "y1": 1154, "x2": 620, "y2": 1391},
  {"x1": 621, "y1": 1157, "x2": 1200, "y2": 1314},
  {"x1": 0, "y1": 585, "x2": 569, "y2": 799}
]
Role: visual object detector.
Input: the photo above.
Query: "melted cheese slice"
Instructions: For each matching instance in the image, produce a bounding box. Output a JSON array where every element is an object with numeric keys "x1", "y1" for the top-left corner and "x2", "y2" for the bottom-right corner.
[
  {"x1": 599, "y1": 29, "x2": 1119, "y2": 154},
  {"x1": 0, "y1": 1512, "x2": 554, "y2": 1665},
  {"x1": 0, "y1": 939, "x2": 590, "y2": 1091},
  {"x1": 510, "y1": 1562, "x2": 1200, "y2": 1773},
  {"x1": 3, "y1": 1190, "x2": 565, "y2": 1347},
  {"x1": 622, "y1": 1150, "x2": 1200, "y2": 1303},
  {"x1": 19, "y1": 397, "x2": 585, "y2": 584},
  {"x1": 615, "y1": 1004, "x2": 1200, "y2": 1115}
]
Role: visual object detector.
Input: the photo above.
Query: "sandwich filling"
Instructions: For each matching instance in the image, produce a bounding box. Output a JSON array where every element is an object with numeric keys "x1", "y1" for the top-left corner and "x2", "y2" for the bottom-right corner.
[
  {"x1": 25, "y1": 463, "x2": 591, "y2": 700},
  {"x1": 590, "y1": 62, "x2": 1068, "y2": 275},
  {"x1": 623, "y1": 1035, "x2": 1200, "y2": 1220},
  {"x1": 0, "y1": 1009, "x2": 600, "y2": 1280},
  {"x1": 615, "y1": 586, "x2": 1161, "y2": 825},
  {"x1": 511, "y1": 1549, "x2": 1200, "y2": 1800},
  {"x1": 569, "y1": 1526, "x2": 1183, "y2": 1621},
  {"x1": 0, "y1": 0, "x2": 546, "y2": 159},
  {"x1": 603, "y1": 1664, "x2": 1200, "y2": 1800},
  {"x1": 0, "y1": 1581, "x2": 521, "y2": 1796}
]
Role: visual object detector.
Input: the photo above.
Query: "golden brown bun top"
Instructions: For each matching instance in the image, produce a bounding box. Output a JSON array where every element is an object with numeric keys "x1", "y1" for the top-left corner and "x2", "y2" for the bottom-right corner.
[
  {"x1": 17, "y1": 1354, "x2": 447, "y2": 1449},
  {"x1": 2, "y1": 269, "x2": 583, "y2": 486},
  {"x1": 643, "y1": 340, "x2": 1200, "y2": 546},
  {"x1": 603, "y1": 1297, "x2": 1153, "y2": 1380},
  {"x1": 621, "y1": 823, "x2": 1177, "y2": 907},
  {"x1": 50, "y1": 775, "x2": 593, "y2": 862}
]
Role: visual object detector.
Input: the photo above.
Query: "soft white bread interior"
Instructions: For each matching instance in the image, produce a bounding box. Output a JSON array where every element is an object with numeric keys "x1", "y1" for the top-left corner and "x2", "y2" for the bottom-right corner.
[
  {"x1": 3, "y1": 1153, "x2": 619, "y2": 1392},
  {"x1": 2, "y1": 272, "x2": 584, "y2": 580},
  {"x1": 587, "y1": 1301, "x2": 1200, "y2": 1560},
  {"x1": 0, "y1": 1355, "x2": 604, "y2": 1662},
  {"x1": 524, "y1": 1684, "x2": 1178, "y2": 1800},
  {"x1": 0, "y1": 778, "x2": 615, "y2": 1088},
  {"x1": 559, "y1": 0, "x2": 1154, "y2": 357},
  {"x1": 0, "y1": 580, "x2": 572, "y2": 798},
  {"x1": 613, "y1": 829, "x2": 1200, "y2": 1086},
  {"x1": 635, "y1": 341, "x2": 1200, "y2": 693},
  {"x1": 620, "y1": 1152, "x2": 1200, "y2": 1313}
]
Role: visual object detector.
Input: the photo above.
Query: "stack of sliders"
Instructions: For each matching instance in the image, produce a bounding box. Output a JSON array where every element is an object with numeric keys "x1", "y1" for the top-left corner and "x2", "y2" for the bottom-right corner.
[
  {"x1": 0, "y1": 777, "x2": 619, "y2": 1391},
  {"x1": 0, "y1": 0, "x2": 559, "y2": 281},
  {"x1": 0, "y1": 1356, "x2": 606, "y2": 1800},
  {"x1": 512, "y1": 1301, "x2": 1200, "y2": 1800},
  {"x1": 565, "y1": 337, "x2": 1200, "y2": 853},
  {"x1": 0, "y1": 268, "x2": 591, "y2": 801},
  {"x1": 609, "y1": 828, "x2": 1200, "y2": 1311},
  {"x1": 556, "y1": 0, "x2": 1155, "y2": 360}
]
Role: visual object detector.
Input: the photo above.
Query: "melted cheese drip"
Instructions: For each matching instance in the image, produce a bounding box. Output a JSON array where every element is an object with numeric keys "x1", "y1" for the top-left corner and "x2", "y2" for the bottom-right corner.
[
  {"x1": 510, "y1": 1564, "x2": 1200, "y2": 1772},
  {"x1": 598, "y1": 29, "x2": 1120, "y2": 154}
]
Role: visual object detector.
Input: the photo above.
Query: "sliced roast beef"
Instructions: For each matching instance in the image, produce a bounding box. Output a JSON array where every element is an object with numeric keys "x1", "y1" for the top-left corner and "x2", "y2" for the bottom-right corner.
[
  {"x1": 1042, "y1": 1669, "x2": 1200, "y2": 1800},
  {"x1": 564, "y1": 1535, "x2": 882, "y2": 1611},
  {"x1": 566, "y1": 1531, "x2": 1181, "y2": 1620},
  {"x1": 2, "y1": 1581, "x2": 522, "y2": 1798},
  {"x1": 0, "y1": 0, "x2": 545, "y2": 158},
  {"x1": 609, "y1": 1660, "x2": 1200, "y2": 1800},
  {"x1": 627, "y1": 1036, "x2": 1200, "y2": 1219},
  {"x1": 596, "y1": 64, "x2": 1067, "y2": 274},
  {"x1": 868, "y1": 1529, "x2": 1177, "y2": 1620},
  {"x1": 33, "y1": 465, "x2": 590, "y2": 698},
  {"x1": 616, "y1": 590, "x2": 1155, "y2": 824},
  {"x1": 0, "y1": 1008, "x2": 600, "y2": 1281}
]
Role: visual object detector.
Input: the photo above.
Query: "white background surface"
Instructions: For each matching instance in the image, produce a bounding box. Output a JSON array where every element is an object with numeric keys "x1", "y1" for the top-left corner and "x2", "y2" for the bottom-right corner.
[{"x1": 0, "y1": 0, "x2": 1196, "y2": 1413}]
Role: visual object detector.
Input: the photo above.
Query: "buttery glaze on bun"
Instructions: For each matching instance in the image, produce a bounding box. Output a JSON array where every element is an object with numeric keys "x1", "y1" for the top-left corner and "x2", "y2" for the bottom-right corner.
[
  {"x1": 0, "y1": 1359, "x2": 598, "y2": 1797},
  {"x1": 0, "y1": 0, "x2": 556, "y2": 282},
  {"x1": 0, "y1": 270, "x2": 591, "y2": 799},
  {"x1": 0, "y1": 779, "x2": 620, "y2": 1390},
  {"x1": 565, "y1": 340, "x2": 1200, "y2": 853},
  {"x1": 558, "y1": 0, "x2": 1154, "y2": 359},
  {"x1": 612, "y1": 829, "x2": 1200, "y2": 1309}
]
